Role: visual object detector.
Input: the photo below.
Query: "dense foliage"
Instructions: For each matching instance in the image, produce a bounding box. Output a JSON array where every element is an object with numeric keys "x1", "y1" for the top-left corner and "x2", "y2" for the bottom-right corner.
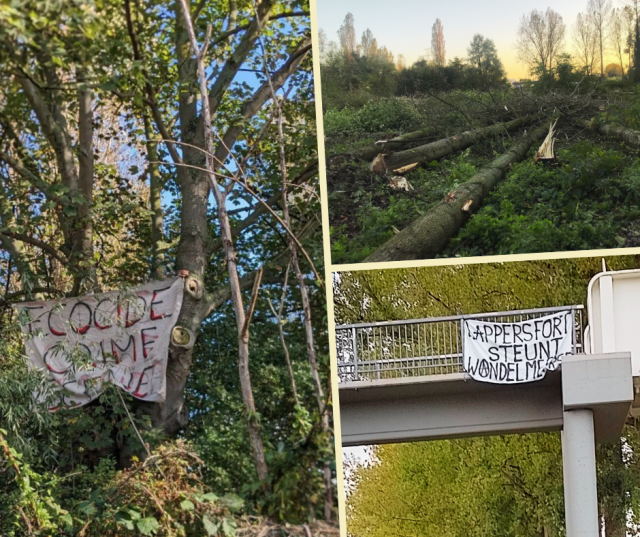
[{"x1": 0, "y1": 0, "x2": 336, "y2": 534}]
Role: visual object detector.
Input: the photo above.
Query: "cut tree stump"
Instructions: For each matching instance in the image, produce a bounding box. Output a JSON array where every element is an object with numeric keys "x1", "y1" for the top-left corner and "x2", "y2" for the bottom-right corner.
[
  {"x1": 381, "y1": 114, "x2": 540, "y2": 171},
  {"x1": 363, "y1": 121, "x2": 552, "y2": 263},
  {"x1": 573, "y1": 118, "x2": 640, "y2": 147}
]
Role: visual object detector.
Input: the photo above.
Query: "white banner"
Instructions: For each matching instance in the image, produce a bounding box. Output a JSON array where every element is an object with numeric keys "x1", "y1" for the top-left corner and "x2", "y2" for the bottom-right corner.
[
  {"x1": 462, "y1": 311, "x2": 573, "y2": 384},
  {"x1": 16, "y1": 278, "x2": 184, "y2": 410}
]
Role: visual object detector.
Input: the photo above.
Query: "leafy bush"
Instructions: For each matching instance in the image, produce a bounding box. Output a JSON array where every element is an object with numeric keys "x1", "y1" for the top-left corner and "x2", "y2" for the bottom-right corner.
[
  {"x1": 324, "y1": 98, "x2": 424, "y2": 135},
  {"x1": 0, "y1": 435, "x2": 243, "y2": 537},
  {"x1": 531, "y1": 55, "x2": 597, "y2": 94}
]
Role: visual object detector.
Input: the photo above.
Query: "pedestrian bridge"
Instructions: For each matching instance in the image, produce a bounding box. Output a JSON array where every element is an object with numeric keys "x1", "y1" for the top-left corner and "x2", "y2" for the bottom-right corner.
[
  {"x1": 336, "y1": 306, "x2": 585, "y2": 383},
  {"x1": 336, "y1": 306, "x2": 633, "y2": 447},
  {"x1": 335, "y1": 271, "x2": 640, "y2": 537}
]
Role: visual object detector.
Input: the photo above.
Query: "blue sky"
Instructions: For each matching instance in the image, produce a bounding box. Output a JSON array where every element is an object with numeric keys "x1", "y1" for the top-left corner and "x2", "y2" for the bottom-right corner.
[{"x1": 316, "y1": 0, "x2": 624, "y2": 79}]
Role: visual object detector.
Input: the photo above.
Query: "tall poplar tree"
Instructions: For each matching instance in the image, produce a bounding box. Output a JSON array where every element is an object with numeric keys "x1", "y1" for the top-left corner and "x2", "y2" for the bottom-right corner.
[{"x1": 431, "y1": 18, "x2": 446, "y2": 66}]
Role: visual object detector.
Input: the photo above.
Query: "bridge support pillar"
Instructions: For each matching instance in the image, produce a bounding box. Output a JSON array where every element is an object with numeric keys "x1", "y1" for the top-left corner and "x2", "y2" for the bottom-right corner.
[{"x1": 562, "y1": 409, "x2": 599, "y2": 537}]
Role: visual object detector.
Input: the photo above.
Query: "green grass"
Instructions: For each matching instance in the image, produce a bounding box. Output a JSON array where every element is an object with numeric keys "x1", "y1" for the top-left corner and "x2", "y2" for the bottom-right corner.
[{"x1": 329, "y1": 150, "x2": 481, "y2": 264}]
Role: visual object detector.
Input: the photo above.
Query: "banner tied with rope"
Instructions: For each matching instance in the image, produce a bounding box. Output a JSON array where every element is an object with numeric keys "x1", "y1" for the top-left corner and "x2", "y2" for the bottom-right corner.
[{"x1": 16, "y1": 278, "x2": 184, "y2": 410}]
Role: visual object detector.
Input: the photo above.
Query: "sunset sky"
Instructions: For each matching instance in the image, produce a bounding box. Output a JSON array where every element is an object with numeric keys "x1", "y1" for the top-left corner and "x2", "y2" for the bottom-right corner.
[{"x1": 316, "y1": 0, "x2": 625, "y2": 79}]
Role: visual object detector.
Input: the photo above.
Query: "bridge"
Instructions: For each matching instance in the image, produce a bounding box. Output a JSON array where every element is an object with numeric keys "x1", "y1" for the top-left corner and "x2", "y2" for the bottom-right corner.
[{"x1": 336, "y1": 301, "x2": 636, "y2": 537}]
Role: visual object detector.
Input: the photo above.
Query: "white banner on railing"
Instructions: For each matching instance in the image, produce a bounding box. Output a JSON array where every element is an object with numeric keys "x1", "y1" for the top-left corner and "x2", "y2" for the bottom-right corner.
[
  {"x1": 16, "y1": 278, "x2": 184, "y2": 410},
  {"x1": 462, "y1": 311, "x2": 573, "y2": 384}
]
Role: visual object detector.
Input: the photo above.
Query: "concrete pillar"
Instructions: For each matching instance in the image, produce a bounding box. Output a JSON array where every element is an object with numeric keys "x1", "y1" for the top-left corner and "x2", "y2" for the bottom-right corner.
[
  {"x1": 562, "y1": 409, "x2": 599, "y2": 537},
  {"x1": 599, "y1": 274, "x2": 616, "y2": 353}
]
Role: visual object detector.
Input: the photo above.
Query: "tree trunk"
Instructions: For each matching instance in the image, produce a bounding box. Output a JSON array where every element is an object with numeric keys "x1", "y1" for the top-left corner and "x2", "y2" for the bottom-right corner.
[
  {"x1": 128, "y1": 0, "x2": 309, "y2": 478},
  {"x1": 143, "y1": 113, "x2": 165, "y2": 280},
  {"x1": 137, "y1": 0, "x2": 209, "y2": 439},
  {"x1": 75, "y1": 70, "x2": 96, "y2": 294},
  {"x1": 351, "y1": 127, "x2": 437, "y2": 161},
  {"x1": 290, "y1": 245, "x2": 333, "y2": 519},
  {"x1": 276, "y1": 95, "x2": 333, "y2": 518},
  {"x1": 574, "y1": 117, "x2": 640, "y2": 147},
  {"x1": 174, "y1": 0, "x2": 270, "y2": 483},
  {"x1": 364, "y1": 122, "x2": 551, "y2": 262},
  {"x1": 381, "y1": 115, "x2": 539, "y2": 171}
]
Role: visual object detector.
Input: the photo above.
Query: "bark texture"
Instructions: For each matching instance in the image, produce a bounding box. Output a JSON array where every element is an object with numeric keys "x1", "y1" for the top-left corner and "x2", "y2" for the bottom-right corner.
[
  {"x1": 136, "y1": 0, "x2": 207, "y2": 439},
  {"x1": 382, "y1": 115, "x2": 539, "y2": 171},
  {"x1": 364, "y1": 122, "x2": 550, "y2": 262},
  {"x1": 574, "y1": 117, "x2": 640, "y2": 147},
  {"x1": 14, "y1": 61, "x2": 95, "y2": 294},
  {"x1": 351, "y1": 127, "x2": 437, "y2": 162},
  {"x1": 144, "y1": 113, "x2": 165, "y2": 280}
]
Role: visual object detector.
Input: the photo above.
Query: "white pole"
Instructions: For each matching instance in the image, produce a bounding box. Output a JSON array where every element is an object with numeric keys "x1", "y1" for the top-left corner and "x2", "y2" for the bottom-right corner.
[{"x1": 562, "y1": 409, "x2": 599, "y2": 537}]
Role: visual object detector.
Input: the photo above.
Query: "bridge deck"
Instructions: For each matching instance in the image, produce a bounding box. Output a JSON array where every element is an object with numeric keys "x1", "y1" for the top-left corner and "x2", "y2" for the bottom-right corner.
[{"x1": 339, "y1": 369, "x2": 564, "y2": 446}]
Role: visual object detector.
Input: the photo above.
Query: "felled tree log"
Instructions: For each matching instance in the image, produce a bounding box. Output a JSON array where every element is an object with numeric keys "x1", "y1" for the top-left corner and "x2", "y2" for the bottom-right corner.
[
  {"x1": 352, "y1": 127, "x2": 437, "y2": 161},
  {"x1": 382, "y1": 114, "x2": 540, "y2": 171},
  {"x1": 573, "y1": 118, "x2": 640, "y2": 147},
  {"x1": 363, "y1": 122, "x2": 551, "y2": 263}
]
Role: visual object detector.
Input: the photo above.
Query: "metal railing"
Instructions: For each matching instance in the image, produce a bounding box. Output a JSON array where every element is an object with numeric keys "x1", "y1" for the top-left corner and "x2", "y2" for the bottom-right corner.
[{"x1": 335, "y1": 305, "x2": 585, "y2": 383}]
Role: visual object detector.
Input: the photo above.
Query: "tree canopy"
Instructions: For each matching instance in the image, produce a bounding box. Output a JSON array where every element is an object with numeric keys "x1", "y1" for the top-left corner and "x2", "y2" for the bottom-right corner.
[{"x1": 0, "y1": 0, "x2": 335, "y2": 534}]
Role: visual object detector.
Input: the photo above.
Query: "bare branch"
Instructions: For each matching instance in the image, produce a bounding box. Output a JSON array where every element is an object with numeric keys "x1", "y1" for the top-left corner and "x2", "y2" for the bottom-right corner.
[
  {"x1": 210, "y1": 11, "x2": 310, "y2": 47},
  {"x1": 208, "y1": 0, "x2": 276, "y2": 114},
  {"x1": 214, "y1": 35, "x2": 312, "y2": 167},
  {"x1": 0, "y1": 231, "x2": 68, "y2": 265},
  {"x1": 241, "y1": 266, "x2": 263, "y2": 338}
]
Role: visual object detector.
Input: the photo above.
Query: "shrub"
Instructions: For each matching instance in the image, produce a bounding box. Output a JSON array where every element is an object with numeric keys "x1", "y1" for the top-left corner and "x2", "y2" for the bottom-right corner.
[{"x1": 324, "y1": 98, "x2": 424, "y2": 135}]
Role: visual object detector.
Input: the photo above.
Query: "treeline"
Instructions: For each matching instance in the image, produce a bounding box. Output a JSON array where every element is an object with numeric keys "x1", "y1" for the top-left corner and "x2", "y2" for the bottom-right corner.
[
  {"x1": 321, "y1": 2, "x2": 640, "y2": 110},
  {"x1": 319, "y1": 14, "x2": 507, "y2": 109}
]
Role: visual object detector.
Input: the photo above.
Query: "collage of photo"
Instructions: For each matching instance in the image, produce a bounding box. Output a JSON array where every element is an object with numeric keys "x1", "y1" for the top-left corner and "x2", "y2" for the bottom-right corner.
[{"x1": 2, "y1": 0, "x2": 640, "y2": 535}]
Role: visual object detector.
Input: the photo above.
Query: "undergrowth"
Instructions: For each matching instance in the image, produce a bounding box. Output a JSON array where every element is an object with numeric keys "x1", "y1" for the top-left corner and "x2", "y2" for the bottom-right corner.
[
  {"x1": 441, "y1": 142, "x2": 640, "y2": 257},
  {"x1": 329, "y1": 148, "x2": 486, "y2": 264},
  {"x1": 327, "y1": 86, "x2": 640, "y2": 263}
]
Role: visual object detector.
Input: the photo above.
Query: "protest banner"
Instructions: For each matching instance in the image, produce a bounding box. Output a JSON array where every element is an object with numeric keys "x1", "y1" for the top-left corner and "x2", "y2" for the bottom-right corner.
[
  {"x1": 463, "y1": 311, "x2": 573, "y2": 384},
  {"x1": 16, "y1": 278, "x2": 184, "y2": 409}
]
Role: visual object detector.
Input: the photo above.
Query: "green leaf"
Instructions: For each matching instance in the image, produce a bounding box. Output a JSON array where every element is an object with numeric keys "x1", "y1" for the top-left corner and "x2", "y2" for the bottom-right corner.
[
  {"x1": 202, "y1": 492, "x2": 218, "y2": 502},
  {"x1": 222, "y1": 517, "x2": 237, "y2": 536},
  {"x1": 78, "y1": 501, "x2": 96, "y2": 515},
  {"x1": 180, "y1": 499, "x2": 195, "y2": 511},
  {"x1": 136, "y1": 517, "x2": 160, "y2": 536},
  {"x1": 221, "y1": 493, "x2": 243, "y2": 513},
  {"x1": 114, "y1": 511, "x2": 135, "y2": 531},
  {"x1": 202, "y1": 514, "x2": 220, "y2": 536},
  {"x1": 60, "y1": 512, "x2": 74, "y2": 527}
]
